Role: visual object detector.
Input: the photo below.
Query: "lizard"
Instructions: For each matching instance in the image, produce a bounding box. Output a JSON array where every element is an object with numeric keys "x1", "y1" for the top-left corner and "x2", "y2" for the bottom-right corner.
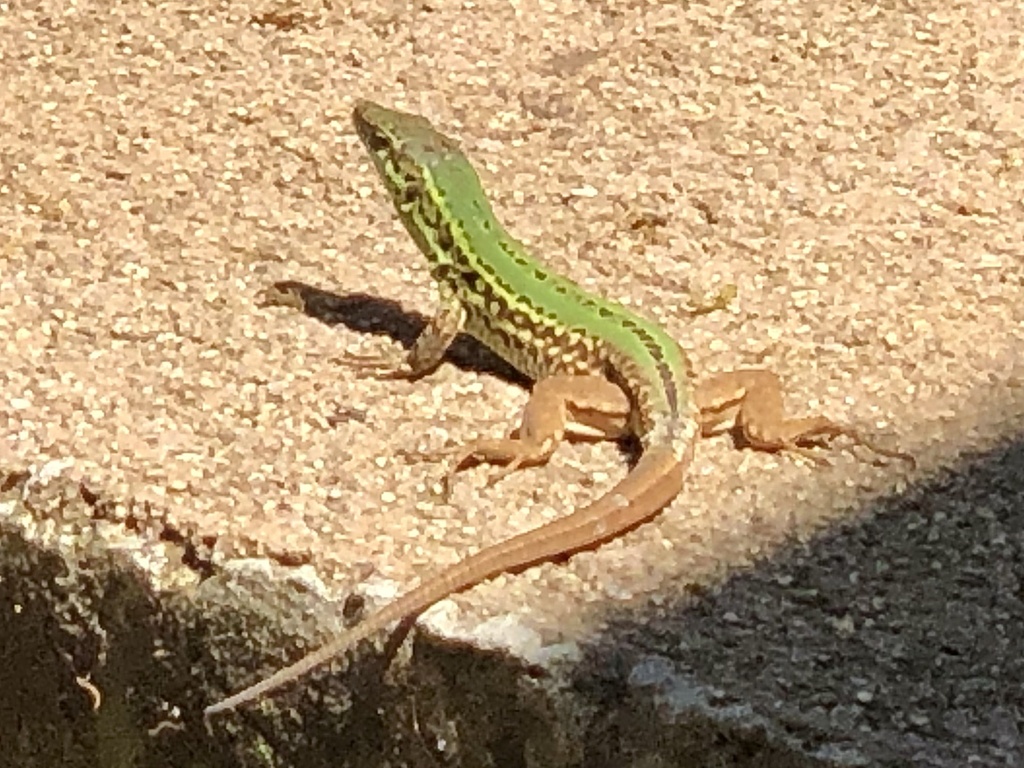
[{"x1": 203, "y1": 100, "x2": 912, "y2": 718}]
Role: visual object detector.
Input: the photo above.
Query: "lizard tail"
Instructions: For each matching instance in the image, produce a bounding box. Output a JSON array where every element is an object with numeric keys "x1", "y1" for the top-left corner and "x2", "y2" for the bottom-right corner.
[{"x1": 203, "y1": 445, "x2": 688, "y2": 717}]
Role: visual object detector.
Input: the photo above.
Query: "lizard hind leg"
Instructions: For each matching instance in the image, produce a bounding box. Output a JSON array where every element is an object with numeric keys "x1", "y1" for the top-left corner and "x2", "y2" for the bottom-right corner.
[
  {"x1": 695, "y1": 369, "x2": 914, "y2": 466},
  {"x1": 441, "y1": 374, "x2": 633, "y2": 496},
  {"x1": 756, "y1": 416, "x2": 916, "y2": 467}
]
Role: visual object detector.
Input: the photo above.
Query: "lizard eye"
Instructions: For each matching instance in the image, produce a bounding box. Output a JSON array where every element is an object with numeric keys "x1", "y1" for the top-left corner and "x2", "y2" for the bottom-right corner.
[{"x1": 357, "y1": 124, "x2": 390, "y2": 155}]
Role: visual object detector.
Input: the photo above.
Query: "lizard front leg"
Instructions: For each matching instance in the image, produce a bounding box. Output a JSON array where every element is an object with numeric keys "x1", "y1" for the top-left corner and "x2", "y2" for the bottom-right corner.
[
  {"x1": 258, "y1": 281, "x2": 467, "y2": 381},
  {"x1": 345, "y1": 297, "x2": 467, "y2": 381},
  {"x1": 695, "y1": 369, "x2": 914, "y2": 466}
]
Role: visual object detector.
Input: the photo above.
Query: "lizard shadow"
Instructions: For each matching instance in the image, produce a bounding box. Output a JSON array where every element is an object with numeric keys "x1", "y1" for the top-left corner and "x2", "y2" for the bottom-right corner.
[{"x1": 258, "y1": 279, "x2": 530, "y2": 388}]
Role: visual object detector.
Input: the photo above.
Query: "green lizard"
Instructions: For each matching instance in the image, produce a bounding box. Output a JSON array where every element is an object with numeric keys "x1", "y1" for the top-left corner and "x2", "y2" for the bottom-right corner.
[{"x1": 204, "y1": 100, "x2": 911, "y2": 717}]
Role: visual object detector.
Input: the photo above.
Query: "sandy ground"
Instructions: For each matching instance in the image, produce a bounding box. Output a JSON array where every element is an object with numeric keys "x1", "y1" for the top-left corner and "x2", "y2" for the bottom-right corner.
[{"x1": 1, "y1": 0, "x2": 1023, "y2": 758}]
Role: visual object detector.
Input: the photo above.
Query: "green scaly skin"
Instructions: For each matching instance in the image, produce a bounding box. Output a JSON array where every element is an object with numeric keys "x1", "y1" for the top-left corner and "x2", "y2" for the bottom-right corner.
[{"x1": 204, "y1": 101, "x2": 699, "y2": 716}]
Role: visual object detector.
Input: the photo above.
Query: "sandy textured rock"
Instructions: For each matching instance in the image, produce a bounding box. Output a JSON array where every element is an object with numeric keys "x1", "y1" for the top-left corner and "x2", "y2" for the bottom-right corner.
[{"x1": 1, "y1": 0, "x2": 1022, "y2": 765}]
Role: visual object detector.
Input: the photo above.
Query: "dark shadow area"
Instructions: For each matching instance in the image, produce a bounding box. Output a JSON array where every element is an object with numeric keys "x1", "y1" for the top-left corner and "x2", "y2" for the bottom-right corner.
[
  {"x1": 0, "y1": 520, "x2": 233, "y2": 768},
  {"x1": 568, "y1": 436, "x2": 1024, "y2": 767},
  {"x1": 200, "y1": 634, "x2": 554, "y2": 768}
]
